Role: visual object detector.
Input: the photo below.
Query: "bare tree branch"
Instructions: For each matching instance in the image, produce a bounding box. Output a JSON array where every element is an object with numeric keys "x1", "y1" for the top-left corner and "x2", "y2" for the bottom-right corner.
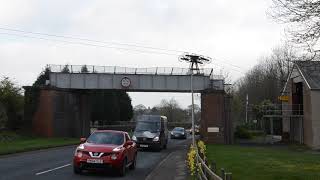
[{"x1": 270, "y1": 0, "x2": 320, "y2": 53}]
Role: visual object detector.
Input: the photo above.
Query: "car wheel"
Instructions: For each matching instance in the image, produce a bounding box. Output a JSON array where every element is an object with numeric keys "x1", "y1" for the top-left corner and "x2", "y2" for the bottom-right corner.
[
  {"x1": 73, "y1": 166, "x2": 82, "y2": 174},
  {"x1": 119, "y1": 158, "x2": 127, "y2": 177},
  {"x1": 129, "y1": 154, "x2": 137, "y2": 170}
]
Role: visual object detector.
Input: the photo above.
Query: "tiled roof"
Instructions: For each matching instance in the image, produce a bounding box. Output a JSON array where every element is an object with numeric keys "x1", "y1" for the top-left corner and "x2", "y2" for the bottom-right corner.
[{"x1": 295, "y1": 61, "x2": 320, "y2": 89}]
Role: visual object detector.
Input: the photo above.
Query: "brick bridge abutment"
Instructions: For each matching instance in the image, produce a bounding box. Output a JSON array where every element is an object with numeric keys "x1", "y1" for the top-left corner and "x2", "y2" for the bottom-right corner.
[{"x1": 25, "y1": 88, "x2": 232, "y2": 144}]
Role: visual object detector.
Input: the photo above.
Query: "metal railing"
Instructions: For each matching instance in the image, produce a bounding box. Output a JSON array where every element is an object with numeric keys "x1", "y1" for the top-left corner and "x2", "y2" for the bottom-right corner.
[
  {"x1": 259, "y1": 104, "x2": 303, "y2": 116},
  {"x1": 46, "y1": 64, "x2": 224, "y2": 79},
  {"x1": 196, "y1": 150, "x2": 232, "y2": 180}
]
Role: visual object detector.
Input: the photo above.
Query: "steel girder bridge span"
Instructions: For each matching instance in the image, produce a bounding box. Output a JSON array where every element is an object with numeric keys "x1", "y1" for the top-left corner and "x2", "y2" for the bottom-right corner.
[{"x1": 26, "y1": 65, "x2": 232, "y2": 144}]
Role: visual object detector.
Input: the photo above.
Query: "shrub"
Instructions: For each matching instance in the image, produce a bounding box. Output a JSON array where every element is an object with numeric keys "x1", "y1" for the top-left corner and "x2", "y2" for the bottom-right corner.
[
  {"x1": 186, "y1": 140, "x2": 208, "y2": 179},
  {"x1": 234, "y1": 126, "x2": 253, "y2": 139},
  {"x1": 187, "y1": 145, "x2": 197, "y2": 176}
]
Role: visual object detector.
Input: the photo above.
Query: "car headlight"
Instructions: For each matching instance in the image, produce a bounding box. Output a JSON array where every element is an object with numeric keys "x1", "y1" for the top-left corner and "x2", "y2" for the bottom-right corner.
[
  {"x1": 170, "y1": 132, "x2": 173, "y2": 135},
  {"x1": 132, "y1": 135, "x2": 137, "y2": 141},
  {"x1": 77, "y1": 144, "x2": 84, "y2": 150},
  {"x1": 111, "y1": 153, "x2": 118, "y2": 160},
  {"x1": 76, "y1": 151, "x2": 83, "y2": 158},
  {"x1": 74, "y1": 144, "x2": 85, "y2": 157},
  {"x1": 153, "y1": 136, "x2": 159, "y2": 141}
]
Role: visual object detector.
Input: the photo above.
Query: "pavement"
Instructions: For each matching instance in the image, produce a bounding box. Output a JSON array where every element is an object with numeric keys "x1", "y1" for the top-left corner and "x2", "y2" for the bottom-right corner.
[
  {"x1": 145, "y1": 147, "x2": 189, "y2": 180},
  {"x1": 0, "y1": 136, "x2": 191, "y2": 180}
]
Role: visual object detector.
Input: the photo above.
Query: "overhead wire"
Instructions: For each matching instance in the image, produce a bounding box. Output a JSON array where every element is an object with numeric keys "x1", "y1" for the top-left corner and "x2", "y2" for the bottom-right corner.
[
  {"x1": 0, "y1": 32, "x2": 180, "y2": 56},
  {"x1": 0, "y1": 26, "x2": 186, "y2": 53},
  {"x1": 0, "y1": 26, "x2": 247, "y2": 75}
]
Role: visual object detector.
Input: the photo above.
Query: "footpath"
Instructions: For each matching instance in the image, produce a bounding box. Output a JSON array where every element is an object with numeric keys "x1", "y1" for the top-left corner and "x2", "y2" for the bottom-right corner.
[{"x1": 145, "y1": 144, "x2": 190, "y2": 180}]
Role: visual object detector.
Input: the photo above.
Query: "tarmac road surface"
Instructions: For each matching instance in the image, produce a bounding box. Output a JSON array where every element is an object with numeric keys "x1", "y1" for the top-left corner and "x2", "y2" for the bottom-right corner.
[{"x1": 0, "y1": 136, "x2": 191, "y2": 180}]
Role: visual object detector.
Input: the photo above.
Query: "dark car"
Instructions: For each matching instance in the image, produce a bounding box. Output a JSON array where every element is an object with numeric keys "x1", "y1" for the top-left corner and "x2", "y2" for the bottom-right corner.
[
  {"x1": 170, "y1": 127, "x2": 187, "y2": 139},
  {"x1": 132, "y1": 115, "x2": 168, "y2": 151},
  {"x1": 73, "y1": 130, "x2": 137, "y2": 176}
]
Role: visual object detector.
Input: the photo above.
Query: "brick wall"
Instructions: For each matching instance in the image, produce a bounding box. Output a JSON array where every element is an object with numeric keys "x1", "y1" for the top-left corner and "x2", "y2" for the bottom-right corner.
[{"x1": 201, "y1": 91, "x2": 231, "y2": 144}]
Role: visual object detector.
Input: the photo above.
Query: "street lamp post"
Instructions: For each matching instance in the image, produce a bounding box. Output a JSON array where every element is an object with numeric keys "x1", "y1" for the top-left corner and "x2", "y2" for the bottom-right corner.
[
  {"x1": 179, "y1": 53, "x2": 211, "y2": 147},
  {"x1": 191, "y1": 70, "x2": 195, "y2": 146}
]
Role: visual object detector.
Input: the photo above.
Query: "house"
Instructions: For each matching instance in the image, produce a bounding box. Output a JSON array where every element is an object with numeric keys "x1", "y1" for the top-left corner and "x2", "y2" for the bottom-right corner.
[{"x1": 282, "y1": 61, "x2": 320, "y2": 149}]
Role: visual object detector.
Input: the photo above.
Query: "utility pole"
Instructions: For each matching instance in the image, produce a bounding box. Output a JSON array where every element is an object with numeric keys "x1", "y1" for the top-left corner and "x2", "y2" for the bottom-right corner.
[
  {"x1": 179, "y1": 53, "x2": 211, "y2": 146},
  {"x1": 191, "y1": 71, "x2": 195, "y2": 146}
]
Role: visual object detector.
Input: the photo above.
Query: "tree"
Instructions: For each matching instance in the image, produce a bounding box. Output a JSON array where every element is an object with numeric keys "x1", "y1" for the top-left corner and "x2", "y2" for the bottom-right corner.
[
  {"x1": 187, "y1": 104, "x2": 201, "y2": 123},
  {"x1": 0, "y1": 103, "x2": 8, "y2": 129},
  {"x1": 270, "y1": 0, "x2": 320, "y2": 51},
  {"x1": 33, "y1": 66, "x2": 51, "y2": 86},
  {"x1": 133, "y1": 104, "x2": 147, "y2": 119},
  {"x1": 0, "y1": 77, "x2": 24, "y2": 130},
  {"x1": 81, "y1": 65, "x2": 89, "y2": 73},
  {"x1": 61, "y1": 64, "x2": 70, "y2": 73},
  {"x1": 90, "y1": 90, "x2": 133, "y2": 124},
  {"x1": 117, "y1": 91, "x2": 133, "y2": 121},
  {"x1": 90, "y1": 91, "x2": 120, "y2": 125},
  {"x1": 232, "y1": 44, "x2": 297, "y2": 125},
  {"x1": 157, "y1": 98, "x2": 187, "y2": 122}
]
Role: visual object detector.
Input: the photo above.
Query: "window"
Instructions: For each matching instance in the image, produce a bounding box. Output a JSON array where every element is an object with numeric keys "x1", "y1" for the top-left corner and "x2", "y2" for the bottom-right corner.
[{"x1": 87, "y1": 132, "x2": 124, "y2": 145}]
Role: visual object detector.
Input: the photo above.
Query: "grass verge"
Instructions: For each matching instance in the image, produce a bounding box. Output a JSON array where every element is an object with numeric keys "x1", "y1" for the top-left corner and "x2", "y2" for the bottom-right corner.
[
  {"x1": 0, "y1": 131, "x2": 79, "y2": 155},
  {"x1": 206, "y1": 144, "x2": 320, "y2": 180}
]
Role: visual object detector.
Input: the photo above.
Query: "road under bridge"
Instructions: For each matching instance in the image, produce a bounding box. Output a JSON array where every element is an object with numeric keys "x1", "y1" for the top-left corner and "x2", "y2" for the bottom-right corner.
[{"x1": 24, "y1": 65, "x2": 232, "y2": 144}]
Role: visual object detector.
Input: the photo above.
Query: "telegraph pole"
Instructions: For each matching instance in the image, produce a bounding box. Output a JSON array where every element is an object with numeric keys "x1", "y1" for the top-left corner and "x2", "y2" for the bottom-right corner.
[{"x1": 179, "y1": 53, "x2": 211, "y2": 146}]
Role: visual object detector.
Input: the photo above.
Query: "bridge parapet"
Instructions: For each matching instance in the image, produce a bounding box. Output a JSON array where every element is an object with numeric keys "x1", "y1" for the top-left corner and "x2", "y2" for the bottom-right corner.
[
  {"x1": 48, "y1": 65, "x2": 225, "y2": 92},
  {"x1": 48, "y1": 64, "x2": 223, "y2": 79}
]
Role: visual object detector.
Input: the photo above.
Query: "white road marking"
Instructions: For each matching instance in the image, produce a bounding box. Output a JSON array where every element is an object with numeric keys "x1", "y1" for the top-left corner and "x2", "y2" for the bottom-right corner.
[{"x1": 35, "y1": 163, "x2": 71, "y2": 175}]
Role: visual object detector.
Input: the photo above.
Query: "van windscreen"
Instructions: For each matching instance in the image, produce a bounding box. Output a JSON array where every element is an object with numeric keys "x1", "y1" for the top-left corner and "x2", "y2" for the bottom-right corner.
[{"x1": 135, "y1": 121, "x2": 160, "y2": 133}]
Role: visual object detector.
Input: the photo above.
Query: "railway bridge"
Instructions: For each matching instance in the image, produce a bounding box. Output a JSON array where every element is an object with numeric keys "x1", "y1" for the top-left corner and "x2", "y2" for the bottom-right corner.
[{"x1": 25, "y1": 65, "x2": 232, "y2": 144}]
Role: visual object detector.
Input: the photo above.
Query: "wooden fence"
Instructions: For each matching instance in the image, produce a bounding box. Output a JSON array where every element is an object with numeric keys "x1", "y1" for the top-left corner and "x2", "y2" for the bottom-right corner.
[{"x1": 196, "y1": 149, "x2": 232, "y2": 180}]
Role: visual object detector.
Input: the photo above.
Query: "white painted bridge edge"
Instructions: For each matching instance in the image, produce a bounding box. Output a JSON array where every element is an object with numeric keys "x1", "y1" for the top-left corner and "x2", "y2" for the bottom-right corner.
[{"x1": 49, "y1": 73, "x2": 224, "y2": 92}]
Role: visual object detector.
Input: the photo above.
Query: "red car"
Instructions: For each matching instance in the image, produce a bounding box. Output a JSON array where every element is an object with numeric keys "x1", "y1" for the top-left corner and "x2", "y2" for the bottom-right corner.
[{"x1": 73, "y1": 130, "x2": 137, "y2": 176}]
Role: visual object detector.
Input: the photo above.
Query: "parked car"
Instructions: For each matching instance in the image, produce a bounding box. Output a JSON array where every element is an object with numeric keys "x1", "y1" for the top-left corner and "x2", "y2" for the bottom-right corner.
[
  {"x1": 132, "y1": 115, "x2": 168, "y2": 151},
  {"x1": 170, "y1": 127, "x2": 187, "y2": 139},
  {"x1": 73, "y1": 130, "x2": 137, "y2": 176}
]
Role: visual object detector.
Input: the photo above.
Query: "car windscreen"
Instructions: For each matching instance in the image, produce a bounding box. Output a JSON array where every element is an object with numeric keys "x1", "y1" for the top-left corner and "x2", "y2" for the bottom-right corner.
[
  {"x1": 173, "y1": 127, "x2": 184, "y2": 132},
  {"x1": 138, "y1": 115, "x2": 161, "y2": 121},
  {"x1": 87, "y1": 132, "x2": 124, "y2": 145},
  {"x1": 135, "y1": 121, "x2": 160, "y2": 133}
]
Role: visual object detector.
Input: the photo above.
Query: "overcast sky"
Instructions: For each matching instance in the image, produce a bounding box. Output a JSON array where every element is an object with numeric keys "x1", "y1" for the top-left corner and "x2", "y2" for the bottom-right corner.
[{"x1": 0, "y1": 0, "x2": 285, "y2": 108}]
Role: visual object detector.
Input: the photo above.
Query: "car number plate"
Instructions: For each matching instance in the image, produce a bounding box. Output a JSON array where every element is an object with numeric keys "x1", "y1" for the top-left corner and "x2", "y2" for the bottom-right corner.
[
  {"x1": 87, "y1": 159, "x2": 103, "y2": 164},
  {"x1": 140, "y1": 144, "x2": 148, "y2": 148}
]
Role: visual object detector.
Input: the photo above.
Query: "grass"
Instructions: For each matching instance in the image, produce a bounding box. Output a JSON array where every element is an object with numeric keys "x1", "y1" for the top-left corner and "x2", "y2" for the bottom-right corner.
[
  {"x1": 0, "y1": 131, "x2": 79, "y2": 155},
  {"x1": 206, "y1": 144, "x2": 320, "y2": 180}
]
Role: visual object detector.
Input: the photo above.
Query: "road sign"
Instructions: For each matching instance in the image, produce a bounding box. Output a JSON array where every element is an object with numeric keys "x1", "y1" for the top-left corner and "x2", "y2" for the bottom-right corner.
[
  {"x1": 278, "y1": 95, "x2": 289, "y2": 102},
  {"x1": 208, "y1": 127, "x2": 219, "y2": 133}
]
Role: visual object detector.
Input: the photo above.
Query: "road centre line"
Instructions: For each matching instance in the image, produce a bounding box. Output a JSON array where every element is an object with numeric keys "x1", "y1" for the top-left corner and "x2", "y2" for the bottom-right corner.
[{"x1": 35, "y1": 163, "x2": 71, "y2": 175}]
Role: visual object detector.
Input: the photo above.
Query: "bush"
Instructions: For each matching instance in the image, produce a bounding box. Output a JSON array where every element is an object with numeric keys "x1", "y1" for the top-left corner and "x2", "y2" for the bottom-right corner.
[
  {"x1": 0, "y1": 131, "x2": 20, "y2": 142},
  {"x1": 0, "y1": 104, "x2": 8, "y2": 129},
  {"x1": 186, "y1": 140, "x2": 207, "y2": 178},
  {"x1": 234, "y1": 126, "x2": 253, "y2": 139}
]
